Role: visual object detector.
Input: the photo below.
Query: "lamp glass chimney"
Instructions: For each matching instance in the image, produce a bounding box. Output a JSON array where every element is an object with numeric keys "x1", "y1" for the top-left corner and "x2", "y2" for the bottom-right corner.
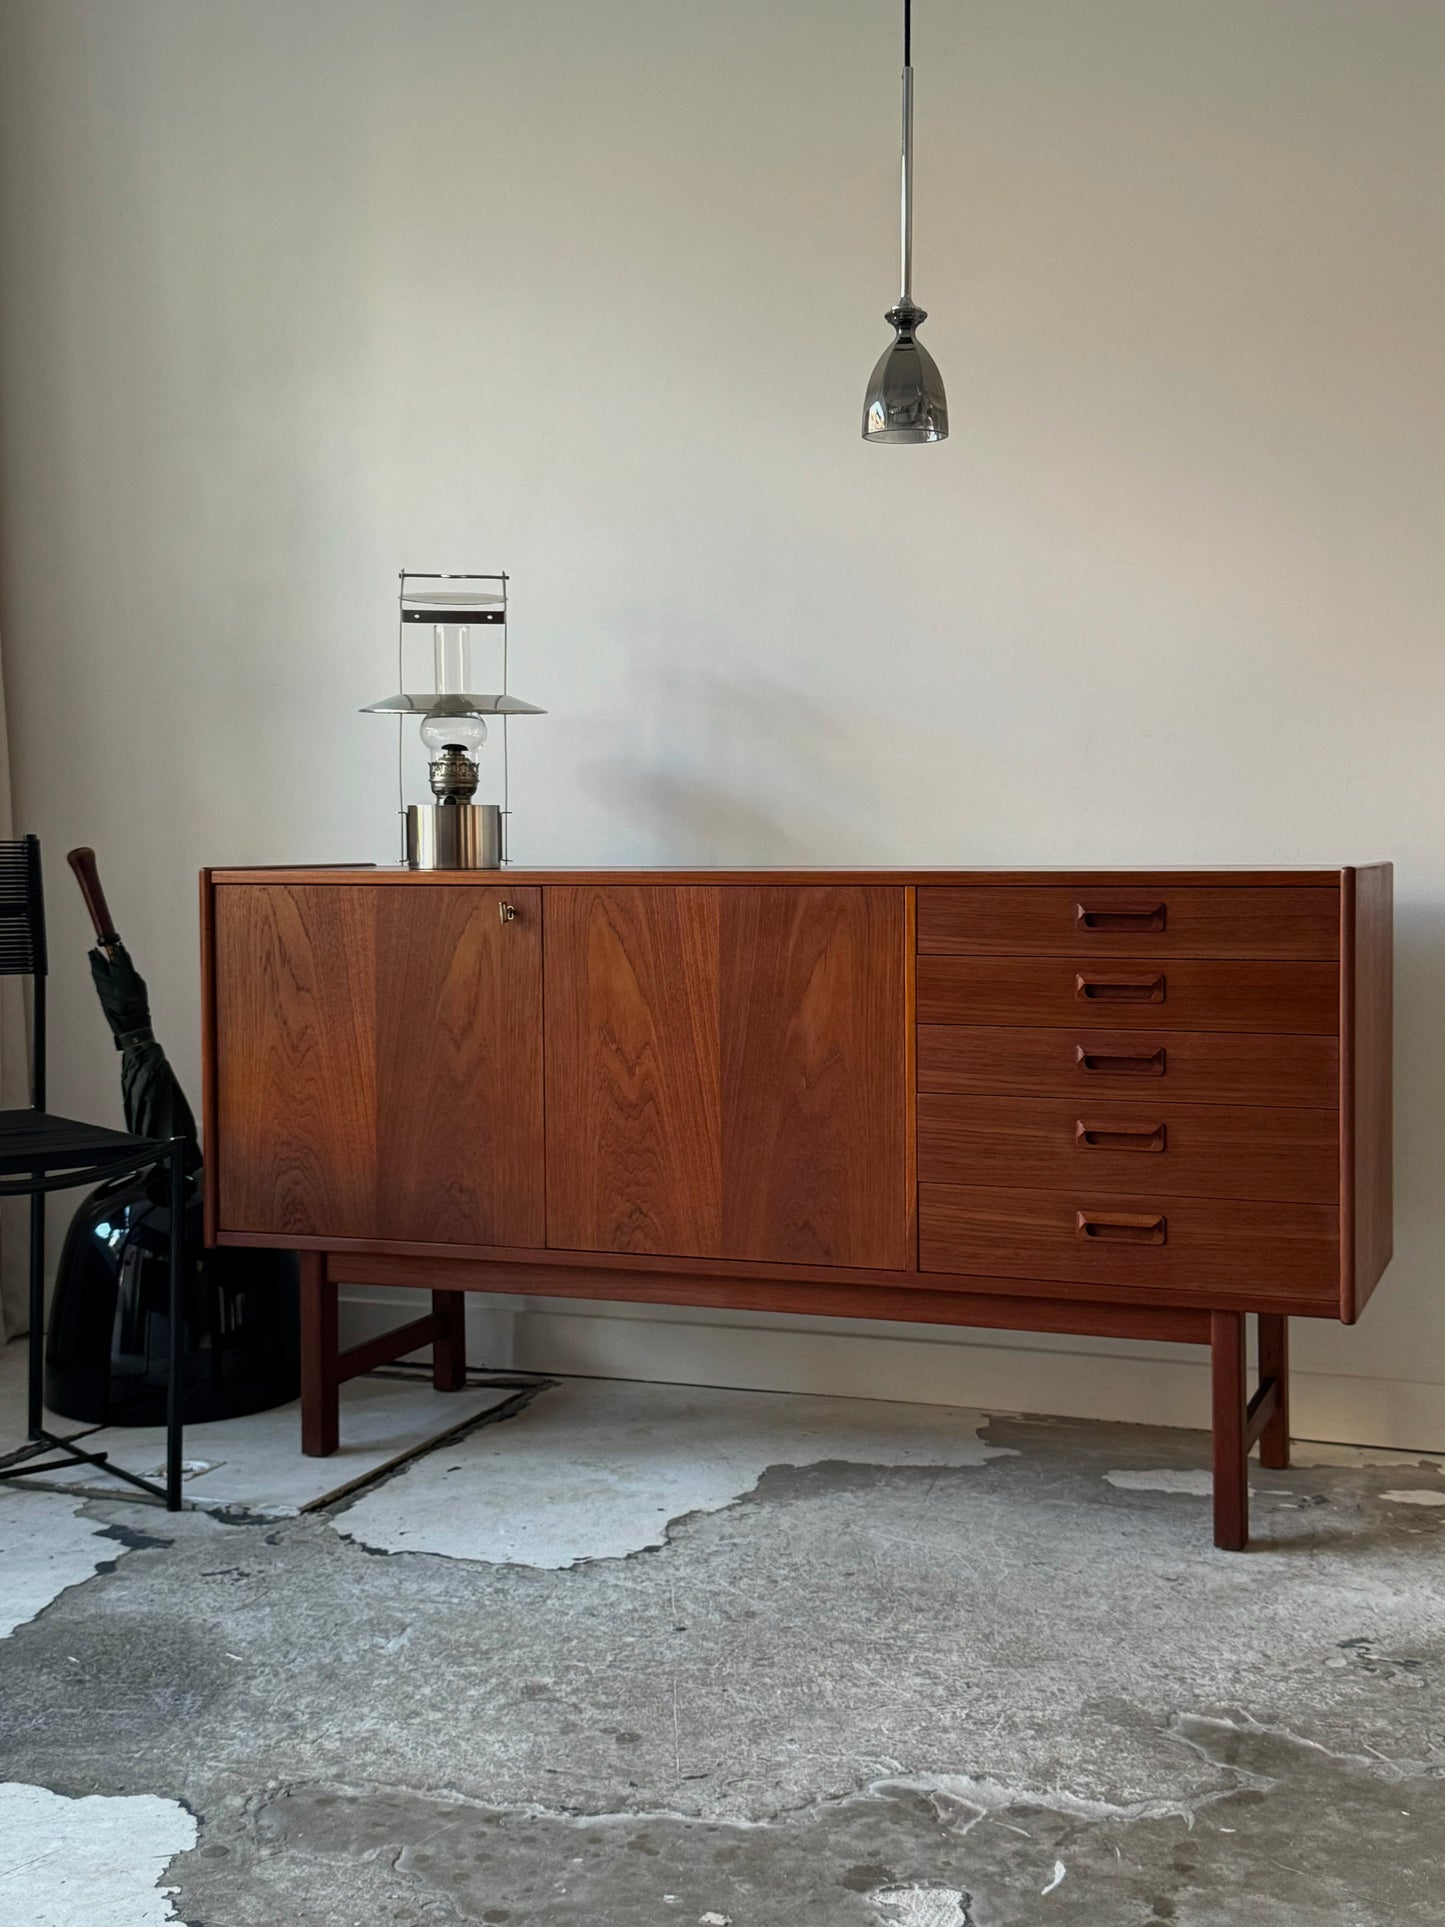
[{"x1": 433, "y1": 622, "x2": 469, "y2": 698}]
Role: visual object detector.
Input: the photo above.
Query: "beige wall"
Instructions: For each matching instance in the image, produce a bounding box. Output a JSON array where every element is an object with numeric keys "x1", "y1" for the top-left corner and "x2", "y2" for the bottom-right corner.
[{"x1": 1, "y1": 1, "x2": 1442, "y2": 1443}]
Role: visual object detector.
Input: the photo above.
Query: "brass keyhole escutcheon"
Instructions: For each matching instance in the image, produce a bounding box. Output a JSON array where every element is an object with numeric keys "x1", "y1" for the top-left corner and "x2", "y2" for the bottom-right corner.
[{"x1": 498, "y1": 901, "x2": 517, "y2": 925}]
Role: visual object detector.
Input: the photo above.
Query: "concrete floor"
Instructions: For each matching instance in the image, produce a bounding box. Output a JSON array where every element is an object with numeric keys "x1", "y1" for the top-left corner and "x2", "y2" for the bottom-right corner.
[
  {"x1": 0, "y1": 1337, "x2": 523, "y2": 1516},
  {"x1": 2, "y1": 1373, "x2": 1445, "y2": 1925}
]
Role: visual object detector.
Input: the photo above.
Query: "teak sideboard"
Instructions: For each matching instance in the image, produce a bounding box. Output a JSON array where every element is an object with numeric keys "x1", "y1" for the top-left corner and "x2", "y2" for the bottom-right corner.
[{"x1": 200, "y1": 865, "x2": 1393, "y2": 1549}]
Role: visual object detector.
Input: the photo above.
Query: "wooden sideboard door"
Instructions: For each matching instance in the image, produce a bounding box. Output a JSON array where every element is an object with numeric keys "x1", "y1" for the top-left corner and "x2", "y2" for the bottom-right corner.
[
  {"x1": 719, "y1": 887, "x2": 912, "y2": 1267},
  {"x1": 213, "y1": 882, "x2": 545, "y2": 1246},
  {"x1": 214, "y1": 884, "x2": 375, "y2": 1242},
  {"x1": 543, "y1": 885, "x2": 911, "y2": 1268},
  {"x1": 373, "y1": 884, "x2": 545, "y2": 1247}
]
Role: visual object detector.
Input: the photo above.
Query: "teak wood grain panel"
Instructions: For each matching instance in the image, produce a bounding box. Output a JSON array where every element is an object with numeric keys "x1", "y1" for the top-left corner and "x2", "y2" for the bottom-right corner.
[
  {"x1": 917, "y1": 957, "x2": 1339, "y2": 1034},
  {"x1": 917, "y1": 887, "x2": 1340, "y2": 958},
  {"x1": 544, "y1": 886, "x2": 723, "y2": 1257},
  {"x1": 916, "y1": 1024, "x2": 1340, "y2": 1109},
  {"x1": 919, "y1": 1184, "x2": 1339, "y2": 1304},
  {"x1": 213, "y1": 882, "x2": 544, "y2": 1246},
  {"x1": 373, "y1": 885, "x2": 544, "y2": 1248},
  {"x1": 918, "y1": 1094, "x2": 1338, "y2": 1204},
  {"x1": 234, "y1": 1218, "x2": 1334, "y2": 1316},
  {"x1": 543, "y1": 884, "x2": 910, "y2": 1267},
  {"x1": 331, "y1": 1248, "x2": 1213, "y2": 1345},
  {"x1": 215, "y1": 884, "x2": 378, "y2": 1239},
  {"x1": 719, "y1": 886, "x2": 910, "y2": 1266},
  {"x1": 1343, "y1": 864, "x2": 1393, "y2": 1318}
]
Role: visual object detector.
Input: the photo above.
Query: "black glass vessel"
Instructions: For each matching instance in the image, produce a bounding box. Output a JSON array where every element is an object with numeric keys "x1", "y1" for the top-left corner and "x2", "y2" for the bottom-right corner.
[{"x1": 45, "y1": 1170, "x2": 299, "y2": 1427}]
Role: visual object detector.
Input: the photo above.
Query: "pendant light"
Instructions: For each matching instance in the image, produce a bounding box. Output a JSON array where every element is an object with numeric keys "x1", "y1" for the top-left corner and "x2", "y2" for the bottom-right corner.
[{"x1": 862, "y1": 0, "x2": 948, "y2": 444}]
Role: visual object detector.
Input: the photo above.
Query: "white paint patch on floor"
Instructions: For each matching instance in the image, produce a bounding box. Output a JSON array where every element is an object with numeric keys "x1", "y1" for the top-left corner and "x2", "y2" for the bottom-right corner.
[
  {"x1": 0, "y1": 1489, "x2": 118, "y2": 1638},
  {"x1": 28, "y1": 1374, "x2": 517, "y2": 1517},
  {"x1": 336, "y1": 1377, "x2": 1014, "y2": 1567},
  {"x1": 894, "y1": 1771, "x2": 1191, "y2": 1833},
  {"x1": 868, "y1": 1883, "x2": 969, "y2": 1927},
  {"x1": 0, "y1": 1782, "x2": 195, "y2": 1925},
  {"x1": 1104, "y1": 1468, "x2": 1214, "y2": 1496},
  {"x1": 1381, "y1": 1488, "x2": 1445, "y2": 1507}
]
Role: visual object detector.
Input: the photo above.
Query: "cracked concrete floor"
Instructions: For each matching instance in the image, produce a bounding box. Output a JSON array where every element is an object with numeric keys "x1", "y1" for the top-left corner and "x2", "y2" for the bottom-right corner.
[{"x1": 2, "y1": 1378, "x2": 1445, "y2": 1924}]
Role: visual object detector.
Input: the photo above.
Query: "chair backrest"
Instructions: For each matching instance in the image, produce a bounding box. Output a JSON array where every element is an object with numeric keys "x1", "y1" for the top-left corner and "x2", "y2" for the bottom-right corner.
[
  {"x1": 0, "y1": 837, "x2": 45, "y2": 981},
  {"x1": 0, "y1": 836, "x2": 47, "y2": 1110}
]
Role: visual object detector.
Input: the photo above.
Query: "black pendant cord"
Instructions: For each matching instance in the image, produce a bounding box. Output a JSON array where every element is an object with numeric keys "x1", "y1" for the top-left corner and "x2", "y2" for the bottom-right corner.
[{"x1": 904, "y1": 0, "x2": 911, "y2": 67}]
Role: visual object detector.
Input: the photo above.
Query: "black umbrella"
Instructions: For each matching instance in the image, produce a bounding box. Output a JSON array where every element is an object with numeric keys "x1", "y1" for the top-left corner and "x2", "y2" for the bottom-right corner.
[{"x1": 68, "y1": 848, "x2": 201, "y2": 1173}]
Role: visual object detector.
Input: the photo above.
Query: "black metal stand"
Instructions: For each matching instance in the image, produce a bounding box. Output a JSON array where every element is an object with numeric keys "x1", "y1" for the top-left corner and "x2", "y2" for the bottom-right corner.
[{"x1": 0, "y1": 1136, "x2": 188, "y2": 1510}]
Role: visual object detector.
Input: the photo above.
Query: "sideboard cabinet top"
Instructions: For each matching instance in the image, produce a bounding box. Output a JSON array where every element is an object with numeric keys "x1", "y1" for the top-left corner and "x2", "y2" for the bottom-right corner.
[{"x1": 206, "y1": 864, "x2": 1385, "y2": 890}]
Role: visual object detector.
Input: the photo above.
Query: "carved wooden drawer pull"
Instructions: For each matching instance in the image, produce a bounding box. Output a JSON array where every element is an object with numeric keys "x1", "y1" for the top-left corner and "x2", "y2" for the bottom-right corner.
[
  {"x1": 1075, "y1": 972, "x2": 1166, "y2": 1004},
  {"x1": 1075, "y1": 1120, "x2": 1167, "y2": 1153},
  {"x1": 1075, "y1": 1045, "x2": 1167, "y2": 1076},
  {"x1": 1076, "y1": 1210, "x2": 1168, "y2": 1245},
  {"x1": 1075, "y1": 901, "x2": 1166, "y2": 933}
]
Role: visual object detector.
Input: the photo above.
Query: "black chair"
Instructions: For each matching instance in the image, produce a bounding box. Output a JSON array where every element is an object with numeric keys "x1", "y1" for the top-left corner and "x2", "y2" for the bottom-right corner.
[{"x1": 0, "y1": 836, "x2": 186, "y2": 1509}]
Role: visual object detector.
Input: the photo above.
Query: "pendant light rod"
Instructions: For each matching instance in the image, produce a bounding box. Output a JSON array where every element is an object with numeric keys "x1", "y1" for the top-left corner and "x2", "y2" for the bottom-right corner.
[
  {"x1": 861, "y1": 0, "x2": 947, "y2": 443},
  {"x1": 899, "y1": 0, "x2": 914, "y2": 306}
]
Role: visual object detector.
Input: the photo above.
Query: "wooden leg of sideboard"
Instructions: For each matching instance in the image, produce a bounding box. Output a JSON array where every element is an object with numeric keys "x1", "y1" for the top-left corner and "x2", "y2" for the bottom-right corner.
[
  {"x1": 1210, "y1": 1311, "x2": 1249, "y2": 1551},
  {"x1": 431, "y1": 1290, "x2": 468, "y2": 1392},
  {"x1": 1257, "y1": 1314, "x2": 1291, "y2": 1470},
  {"x1": 300, "y1": 1251, "x2": 340, "y2": 1458}
]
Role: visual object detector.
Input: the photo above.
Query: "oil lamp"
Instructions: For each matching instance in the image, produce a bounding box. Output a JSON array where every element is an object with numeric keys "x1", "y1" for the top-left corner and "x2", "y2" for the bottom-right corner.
[{"x1": 362, "y1": 571, "x2": 544, "y2": 869}]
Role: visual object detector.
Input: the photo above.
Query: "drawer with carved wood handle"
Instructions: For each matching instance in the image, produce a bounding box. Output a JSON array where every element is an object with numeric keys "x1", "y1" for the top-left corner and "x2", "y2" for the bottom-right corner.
[
  {"x1": 916, "y1": 1024, "x2": 1340, "y2": 1108},
  {"x1": 917, "y1": 958, "x2": 1339, "y2": 1034},
  {"x1": 918, "y1": 1184, "x2": 1339, "y2": 1303},
  {"x1": 917, "y1": 1094, "x2": 1338, "y2": 1203},
  {"x1": 916, "y1": 887, "x2": 1340, "y2": 958}
]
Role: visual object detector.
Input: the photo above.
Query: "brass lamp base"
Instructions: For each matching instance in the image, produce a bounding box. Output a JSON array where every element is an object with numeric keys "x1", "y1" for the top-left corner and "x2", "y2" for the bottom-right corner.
[{"x1": 405, "y1": 803, "x2": 502, "y2": 870}]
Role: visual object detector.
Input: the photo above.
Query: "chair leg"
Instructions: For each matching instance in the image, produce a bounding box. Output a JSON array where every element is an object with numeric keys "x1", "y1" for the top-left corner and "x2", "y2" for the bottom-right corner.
[
  {"x1": 431, "y1": 1290, "x2": 467, "y2": 1392},
  {"x1": 1257, "y1": 1314, "x2": 1290, "y2": 1470},
  {"x1": 299, "y1": 1251, "x2": 339, "y2": 1457},
  {"x1": 1211, "y1": 1310, "x2": 1249, "y2": 1551},
  {"x1": 165, "y1": 1141, "x2": 186, "y2": 1510},
  {"x1": 3, "y1": 1144, "x2": 193, "y2": 1514},
  {"x1": 27, "y1": 1188, "x2": 44, "y2": 1439}
]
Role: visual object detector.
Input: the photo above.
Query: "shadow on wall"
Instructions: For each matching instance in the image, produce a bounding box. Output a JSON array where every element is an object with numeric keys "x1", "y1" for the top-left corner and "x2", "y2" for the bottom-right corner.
[
  {"x1": 1285, "y1": 890, "x2": 1443, "y2": 1404},
  {"x1": 573, "y1": 659, "x2": 860, "y2": 865},
  {"x1": 567, "y1": 649, "x2": 1019, "y2": 870},
  {"x1": 1386, "y1": 896, "x2": 1445, "y2": 1263}
]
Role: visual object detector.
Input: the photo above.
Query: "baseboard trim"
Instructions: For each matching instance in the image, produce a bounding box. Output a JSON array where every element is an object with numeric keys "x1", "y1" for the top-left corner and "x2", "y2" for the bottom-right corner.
[{"x1": 337, "y1": 1288, "x2": 1445, "y2": 1456}]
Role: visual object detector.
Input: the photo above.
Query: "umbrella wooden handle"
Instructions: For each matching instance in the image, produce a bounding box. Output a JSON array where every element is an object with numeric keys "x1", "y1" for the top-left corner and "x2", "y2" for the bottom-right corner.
[{"x1": 67, "y1": 847, "x2": 121, "y2": 946}]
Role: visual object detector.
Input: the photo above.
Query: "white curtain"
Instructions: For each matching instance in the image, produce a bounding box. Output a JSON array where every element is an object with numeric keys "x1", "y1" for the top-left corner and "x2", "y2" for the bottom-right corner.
[{"x1": 0, "y1": 649, "x2": 30, "y2": 1342}]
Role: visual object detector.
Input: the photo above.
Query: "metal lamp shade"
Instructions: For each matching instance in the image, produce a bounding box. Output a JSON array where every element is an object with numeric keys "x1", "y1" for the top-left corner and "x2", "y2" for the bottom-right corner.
[
  {"x1": 862, "y1": 302, "x2": 948, "y2": 444},
  {"x1": 360, "y1": 693, "x2": 545, "y2": 718}
]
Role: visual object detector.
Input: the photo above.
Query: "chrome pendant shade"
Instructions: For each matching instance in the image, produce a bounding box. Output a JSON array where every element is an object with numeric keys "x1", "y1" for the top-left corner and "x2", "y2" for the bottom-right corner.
[
  {"x1": 863, "y1": 301, "x2": 947, "y2": 443},
  {"x1": 862, "y1": 3, "x2": 947, "y2": 444}
]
